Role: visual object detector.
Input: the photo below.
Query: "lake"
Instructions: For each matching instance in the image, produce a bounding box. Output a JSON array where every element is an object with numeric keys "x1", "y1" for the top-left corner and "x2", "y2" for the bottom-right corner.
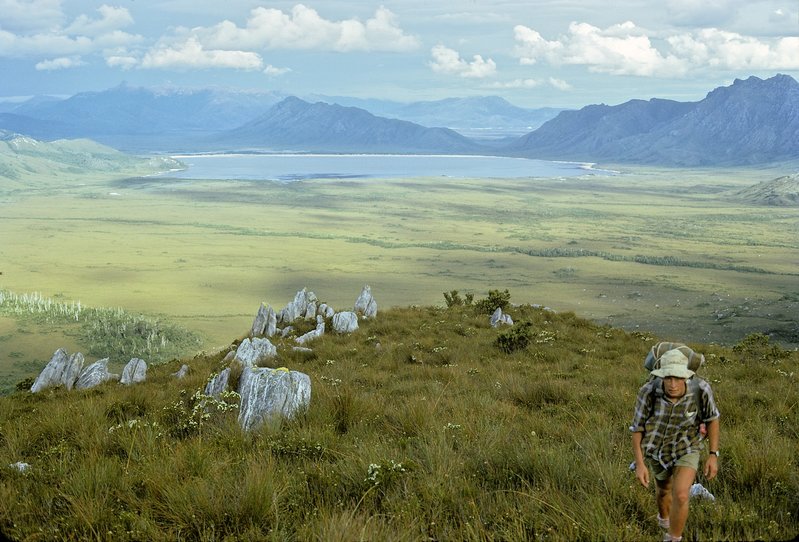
[{"x1": 160, "y1": 153, "x2": 614, "y2": 181}]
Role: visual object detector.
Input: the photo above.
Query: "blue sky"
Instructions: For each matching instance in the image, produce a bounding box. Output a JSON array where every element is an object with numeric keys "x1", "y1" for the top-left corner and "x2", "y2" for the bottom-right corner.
[{"x1": 1, "y1": 0, "x2": 798, "y2": 108}]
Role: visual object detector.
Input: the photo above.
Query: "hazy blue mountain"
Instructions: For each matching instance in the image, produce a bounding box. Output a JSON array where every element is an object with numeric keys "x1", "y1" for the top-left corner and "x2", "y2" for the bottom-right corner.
[
  {"x1": 308, "y1": 94, "x2": 564, "y2": 138},
  {"x1": 506, "y1": 74, "x2": 799, "y2": 166},
  {"x1": 0, "y1": 84, "x2": 286, "y2": 151},
  {"x1": 218, "y1": 97, "x2": 485, "y2": 153}
]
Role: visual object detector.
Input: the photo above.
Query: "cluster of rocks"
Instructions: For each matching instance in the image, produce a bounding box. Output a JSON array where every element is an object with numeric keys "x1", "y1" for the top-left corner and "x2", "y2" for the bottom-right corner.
[
  {"x1": 26, "y1": 285, "x2": 377, "y2": 433},
  {"x1": 204, "y1": 285, "x2": 377, "y2": 430},
  {"x1": 30, "y1": 349, "x2": 148, "y2": 393}
]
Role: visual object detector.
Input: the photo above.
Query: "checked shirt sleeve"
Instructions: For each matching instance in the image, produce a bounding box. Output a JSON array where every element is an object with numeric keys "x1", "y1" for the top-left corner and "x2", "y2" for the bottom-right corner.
[{"x1": 629, "y1": 381, "x2": 654, "y2": 432}]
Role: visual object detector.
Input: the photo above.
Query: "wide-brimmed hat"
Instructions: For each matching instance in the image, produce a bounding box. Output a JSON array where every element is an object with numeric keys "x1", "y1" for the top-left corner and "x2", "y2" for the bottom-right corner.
[{"x1": 651, "y1": 349, "x2": 695, "y2": 379}]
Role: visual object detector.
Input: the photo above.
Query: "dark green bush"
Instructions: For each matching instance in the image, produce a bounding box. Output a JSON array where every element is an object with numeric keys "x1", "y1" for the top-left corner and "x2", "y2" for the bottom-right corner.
[{"x1": 494, "y1": 321, "x2": 532, "y2": 353}]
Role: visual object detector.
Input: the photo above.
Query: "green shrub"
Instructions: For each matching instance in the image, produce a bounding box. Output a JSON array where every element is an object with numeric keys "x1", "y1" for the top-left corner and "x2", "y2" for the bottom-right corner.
[
  {"x1": 494, "y1": 321, "x2": 533, "y2": 353},
  {"x1": 475, "y1": 289, "x2": 511, "y2": 314}
]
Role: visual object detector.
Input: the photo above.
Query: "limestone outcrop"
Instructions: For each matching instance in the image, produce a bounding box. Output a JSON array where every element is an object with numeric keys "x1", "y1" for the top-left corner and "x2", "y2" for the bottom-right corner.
[
  {"x1": 30, "y1": 349, "x2": 85, "y2": 393},
  {"x1": 234, "y1": 337, "x2": 277, "y2": 367},
  {"x1": 354, "y1": 285, "x2": 378, "y2": 318},
  {"x1": 120, "y1": 358, "x2": 147, "y2": 385},
  {"x1": 295, "y1": 315, "x2": 325, "y2": 345},
  {"x1": 332, "y1": 311, "x2": 359, "y2": 333},
  {"x1": 251, "y1": 303, "x2": 277, "y2": 337},
  {"x1": 237, "y1": 367, "x2": 311, "y2": 432},
  {"x1": 490, "y1": 307, "x2": 514, "y2": 327},
  {"x1": 204, "y1": 368, "x2": 231, "y2": 398},
  {"x1": 75, "y1": 358, "x2": 118, "y2": 390}
]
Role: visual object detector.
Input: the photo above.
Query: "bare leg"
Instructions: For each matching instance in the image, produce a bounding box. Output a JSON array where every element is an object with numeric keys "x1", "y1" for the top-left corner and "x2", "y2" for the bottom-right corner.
[
  {"x1": 669, "y1": 466, "x2": 697, "y2": 539},
  {"x1": 655, "y1": 476, "x2": 672, "y2": 525}
]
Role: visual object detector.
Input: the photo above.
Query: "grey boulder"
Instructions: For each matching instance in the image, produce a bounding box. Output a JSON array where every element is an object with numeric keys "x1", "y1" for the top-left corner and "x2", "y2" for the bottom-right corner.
[
  {"x1": 238, "y1": 367, "x2": 311, "y2": 432},
  {"x1": 75, "y1": 358, "x2": 118, "y2": 390},
  {"x1": 30, "y1": 349, "x2": 85, "y2": 393},
  {"x1": 234, "y1": 337, "x2": 277, "y2": 367},
  {"x1": 332, "y1": 311, "x2": 359, "y2": 333},
  {"x1": 120, "y1": 358, "x2": 147, "y2": 385},
  {"x1": 354, "y1": 285, "x2": 377, "y2": 318}
]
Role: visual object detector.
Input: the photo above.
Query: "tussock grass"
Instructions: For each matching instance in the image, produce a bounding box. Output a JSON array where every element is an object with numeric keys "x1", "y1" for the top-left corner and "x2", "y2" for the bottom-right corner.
[{"x1": 0, "y1": 299, "x2": 797, "y2": 541}]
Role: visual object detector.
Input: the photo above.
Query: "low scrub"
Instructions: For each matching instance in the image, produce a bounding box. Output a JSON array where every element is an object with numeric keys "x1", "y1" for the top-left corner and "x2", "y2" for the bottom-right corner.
[{"x1": 0, "y1": 299, "x2": 797, "y2": 541}]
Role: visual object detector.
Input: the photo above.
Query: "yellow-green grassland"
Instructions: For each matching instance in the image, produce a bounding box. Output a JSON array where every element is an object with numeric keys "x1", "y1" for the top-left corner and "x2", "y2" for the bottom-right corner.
[
  {"x1": 0, "y1": 158, "x2": 798, "y2": 540},
  {"x1": 0, "y1": 160, "x2": 797, "y2": 389}
]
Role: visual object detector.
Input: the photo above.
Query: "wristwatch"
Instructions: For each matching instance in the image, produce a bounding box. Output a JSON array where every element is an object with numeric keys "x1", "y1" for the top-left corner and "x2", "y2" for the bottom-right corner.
[{"x1": 709, "y1": 450, "x2": 720, "y2": 457}]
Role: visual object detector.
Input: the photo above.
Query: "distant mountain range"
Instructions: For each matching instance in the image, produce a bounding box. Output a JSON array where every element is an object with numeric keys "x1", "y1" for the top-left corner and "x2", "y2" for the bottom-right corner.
[
  {"x1": 0, "y1": 74, "x2": 797, "y2": 166},
  {"x1": 509, "y1": 74, "x2": 799, "y2": 166}
]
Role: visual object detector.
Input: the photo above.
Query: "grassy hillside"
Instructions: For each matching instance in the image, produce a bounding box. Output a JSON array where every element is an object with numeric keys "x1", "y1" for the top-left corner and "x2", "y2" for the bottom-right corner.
[{"x1": 0, "y1": 297, "x2": 797, "y2": 541}]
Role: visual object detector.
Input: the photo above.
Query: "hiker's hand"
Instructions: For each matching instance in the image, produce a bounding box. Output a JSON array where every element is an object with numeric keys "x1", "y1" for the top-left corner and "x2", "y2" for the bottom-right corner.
[
  {"x1": 704, "y1": 455, "x2": 718, "y2": 480},
  {"x1": 635, "y1": 463, "x2": 649, "y2": 488}
]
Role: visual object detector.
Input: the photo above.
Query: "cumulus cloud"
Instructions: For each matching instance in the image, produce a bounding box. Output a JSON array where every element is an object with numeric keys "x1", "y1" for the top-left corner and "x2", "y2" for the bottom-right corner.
[
  {"x1": 263, "y1": 64, "x2": 291, "y2": 76},
  {"x1": 429, "y1": 44, "x2": 497, "y2": 78},
  {"x1": 0, "y1": 0, "x2": 64, "y2": 33},
  {"x1": 140, "y1": 36, "x2": 264, "y2": 70},
  {"x1": 65, "y1": 5, "x2": 134, "y2": 37},
  {"x1": 0, "y1": 3, "x2": 141, "y2": 63},
  {"x1": 105, "y1": 54, "x2": 138, "y2": 70},
  {"x1": 486, "y1": 78, "x2": 541, "y2": 89},
  {"x1": 196, "y1": 5, "x2": 419, "y2": 52},
  {"x1": 514, "y1": 20, "x2": 799, "y2": 77},
  {"x1": 548, "y1": 77, "x2": 573, "y2": 90},
  {"x1": 35, "y1": 56, "x2": 86, "y2": 71}
]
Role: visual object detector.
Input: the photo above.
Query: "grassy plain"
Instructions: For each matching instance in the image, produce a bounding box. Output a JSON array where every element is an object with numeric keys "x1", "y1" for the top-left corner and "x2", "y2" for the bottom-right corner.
[
  {"x1": 0, "y1": 303, "x2": 797, "y2": 540},
  {"x1": 0, "y1": 162, "x2": 797, "y2": 390}
]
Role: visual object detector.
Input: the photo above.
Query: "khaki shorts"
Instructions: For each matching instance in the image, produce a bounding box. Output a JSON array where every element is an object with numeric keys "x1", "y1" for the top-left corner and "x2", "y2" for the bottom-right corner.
[{"x1": 646, "y1": 451, "x2": 700, "y2": 481}]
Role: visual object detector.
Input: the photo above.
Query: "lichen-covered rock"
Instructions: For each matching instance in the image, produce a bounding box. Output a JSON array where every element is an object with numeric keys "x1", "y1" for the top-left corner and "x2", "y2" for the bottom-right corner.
[
  {"x1": 120, "y1": 358, "x2": 147, "y2": 385},
  {"x1": 237, "y1": 367, "x2": 311, "y2": 432},
  {"x1": 251, "y1": 303, "x2": 277, "y2": 337},
  {"x1": 295, "y1": 315, "x2": 325, "y2": 345},
  {"x1": 30, "y1": 349, "x2": 85, "y2": 393},
  {"x1": 332, "y1": 311, "x2": 359, "y2": 333},
  {"x1": 75, "y1": 358, "x2": 118, "y2": 390},
  {"x1": 234, "y1": 337, "x2": 278, "y2": 367},
  {"x1": 354, "y1": 285, "x2": 377, "y2": 318},
  {"x1": 204, "y1": 368, "x2": 230, "y2": 398}
]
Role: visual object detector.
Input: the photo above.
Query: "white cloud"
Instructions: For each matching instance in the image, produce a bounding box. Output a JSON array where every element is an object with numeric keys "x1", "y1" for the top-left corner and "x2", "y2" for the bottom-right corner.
[
  {"x1": 548, "y1": 77, "x2": 573, "y2": 91},
  {"x1": 197, "y1": 5, "x2": 419, "y2": 52},
  {"x1": 263, "y1": 64, "x2": 291, "y2": 76},
  {"x1": 667, "y1": 28, "x2": 799, "y2": 70},
  {"x1": 0, "y1": 0, "x2": 64, "y2": 33},
  {"x1": 0, "y1": 3, "x2": 140, "y2": 60},
  {"x1": 514, "y1": 20, "x2": 799, "y2": 77},
  {"x1": 65, "y1": 5, "x2": 134, "y2": 37},
  {"x1": 35, "y1": 56, "x2": 85, "y2": 71},
  {"x1": 429, "y1": 44, "x2": 497, "y2": 78},
  {"x1": 105, "y1": 54, "x2": 138, "y2": 70},
  {"x1": 140, "y1": 36, "x2": 264, "y2": 70},
  {"x1": 486, "y1": 78, "x2": 542, "y2": 89}
]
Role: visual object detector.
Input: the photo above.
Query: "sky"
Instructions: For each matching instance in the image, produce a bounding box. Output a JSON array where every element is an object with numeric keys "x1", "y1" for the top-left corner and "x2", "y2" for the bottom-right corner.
[{"x1": 1, "y1": 0, "x2": 798, "y2": 108}]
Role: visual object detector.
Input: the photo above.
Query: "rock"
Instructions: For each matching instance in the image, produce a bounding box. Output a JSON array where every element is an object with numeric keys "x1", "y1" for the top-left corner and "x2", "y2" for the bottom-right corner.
[
  {"x1": 172, "y1": 364, "x2": 190, "y2": 379},
  {"x1": 280, "y1": 326, "x2": 294, "y2": 338},
  {"x1": 318, "y1": 303, "x2": 335, "y2": 318},
  {"x1": 490, "y1": 307, "x2": 513, "y2": 327},
  {"x1": 332, "y1": 311, "x2": 359, "y2": 333},
  {"x1": 31, "y1": 349, "x2": 85, "y2": 393},
  {"x1": 279, "y1": 288, "x2": 318, "y2": 324},
  {"x1": 222, "y1": 350, "x2": 235, "y2": 363},
  {"x1": 9, "y1": 462, "x2": 30, "y2": 473},
  {"x1": 120, "y1": 358, "x2": 147, "y2": 385},
  {"x1": 204, "y1": 368, "x2": 230, "y2": 398},
  {"x1": 354, "y1": 285, "x2": 378, "y2": 318},
  {"x1": 689, "y1": 483, "x2": 716, "y2": 501},
  {"x1": 75, "y1": 358, "x2": 118, "y2": 390},
  {"x1": 296, "y1": 315, "x2": 325, "y2": 345},
  {"x1": 292, "y1": 347, "x2": 313, "y2": 353},
  {"x1": 234, "y1": 337, "x2": 278, "y2": 367},
  {"x1": 237, "y1": 366, "x2": 311, "y2": 431},
  {"x1": 251, "y1": 303, "x2": 277, "y2": 337}
]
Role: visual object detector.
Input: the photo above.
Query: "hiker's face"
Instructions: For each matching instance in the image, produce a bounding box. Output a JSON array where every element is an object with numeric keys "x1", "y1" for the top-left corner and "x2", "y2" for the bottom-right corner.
[{"x1": 663, "y1": 376, "x2": 687, "y2": 398}]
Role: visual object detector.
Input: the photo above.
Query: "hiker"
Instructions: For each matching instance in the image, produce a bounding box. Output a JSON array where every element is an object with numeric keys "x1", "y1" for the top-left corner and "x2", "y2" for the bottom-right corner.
[{"x1": 630, "y1": 349, "x2": 720, "y2": 542}]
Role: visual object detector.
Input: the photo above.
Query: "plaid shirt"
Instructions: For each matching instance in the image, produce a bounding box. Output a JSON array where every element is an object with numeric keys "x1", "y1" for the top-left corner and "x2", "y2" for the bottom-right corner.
[{"x1": 630, "y1": 377, "x2": 720, "y2": 470}]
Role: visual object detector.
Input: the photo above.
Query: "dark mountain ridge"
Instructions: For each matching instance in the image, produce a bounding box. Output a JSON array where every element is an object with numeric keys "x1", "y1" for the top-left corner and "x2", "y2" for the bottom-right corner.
[
  {"x1": 218, "y1": 96, "x2": 483, "y2": 154},
  {"x1": 507, "y1": 74, "x2": 799, "y2": 166}
]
